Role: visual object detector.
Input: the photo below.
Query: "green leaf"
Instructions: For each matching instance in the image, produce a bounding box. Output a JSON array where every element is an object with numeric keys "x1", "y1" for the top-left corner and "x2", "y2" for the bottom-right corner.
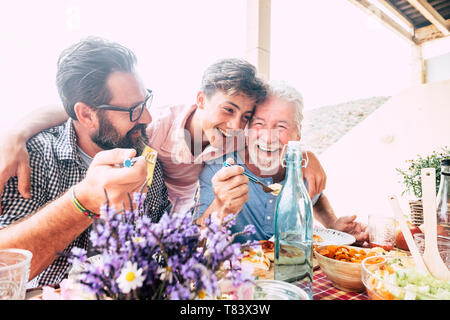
[{"x1": 395, "y1": 146, "x2": 449, "y2": 199}]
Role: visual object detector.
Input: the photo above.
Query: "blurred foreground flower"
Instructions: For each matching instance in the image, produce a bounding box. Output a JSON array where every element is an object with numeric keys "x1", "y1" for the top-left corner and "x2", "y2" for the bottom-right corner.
[{"x1": 46, "y1": 192, "x2": 256, "y2": 300}]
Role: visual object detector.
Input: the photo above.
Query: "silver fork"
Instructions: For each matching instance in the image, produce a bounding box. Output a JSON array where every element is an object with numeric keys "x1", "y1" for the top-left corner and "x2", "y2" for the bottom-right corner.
[{"x1": 223, "y1": 162, "x2": 275, "y2": 193}]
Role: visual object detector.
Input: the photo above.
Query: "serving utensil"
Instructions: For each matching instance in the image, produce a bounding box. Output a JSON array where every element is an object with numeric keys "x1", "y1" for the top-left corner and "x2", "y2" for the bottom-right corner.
[
  {"x1": 421, "y1": 168, "x2": 450, "y2": 281},
  {"x1": 387, "y1": 194, "x2": 429, "y2": 274},
  {"x1": 223, "y1": 162, "x2": 275, "y2": 193}
]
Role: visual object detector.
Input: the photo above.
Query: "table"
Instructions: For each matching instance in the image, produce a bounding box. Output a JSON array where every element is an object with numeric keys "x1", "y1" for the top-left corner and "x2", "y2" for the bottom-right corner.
[
  {"x1": 313, "y1": 268, "x2": 369, "y2": 300},
  {"x1": 26, "y1": 252, "x2": 376, "y2": 301},
  {"x1": 26, "y1": 267, "x2": 370, "y2": 300},
  {"x1": 253, "y1": 257, "x2": 369, "y2": 300}
]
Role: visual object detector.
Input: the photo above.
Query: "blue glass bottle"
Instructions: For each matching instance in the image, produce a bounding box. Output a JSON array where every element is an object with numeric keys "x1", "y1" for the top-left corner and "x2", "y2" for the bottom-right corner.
[{"x1": 274, "y1": 141, "x2": 314, "y2": 299}]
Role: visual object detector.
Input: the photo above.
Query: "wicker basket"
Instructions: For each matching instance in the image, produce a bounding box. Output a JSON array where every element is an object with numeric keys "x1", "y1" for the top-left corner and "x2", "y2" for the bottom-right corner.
[{"x1": 409, "y1": 200, "x2": 423, "y2": 227}]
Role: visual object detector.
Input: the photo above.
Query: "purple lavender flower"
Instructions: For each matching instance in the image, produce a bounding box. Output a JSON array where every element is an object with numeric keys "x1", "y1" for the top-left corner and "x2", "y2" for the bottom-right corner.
[
  {"x1": 67, "y1": 191, "x2": 256, "y2": 300},
  {"x1": 132, "y1": 192, "x2": 146, "y2": 208}
]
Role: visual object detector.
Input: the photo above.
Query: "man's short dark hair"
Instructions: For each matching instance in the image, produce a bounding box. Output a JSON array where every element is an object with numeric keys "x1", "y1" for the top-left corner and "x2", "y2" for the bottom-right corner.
[
  {"x1": 56, "y1": 36, "x2": 137, "y2": 120},
  {"x1": 201, "y1": 58, "x2": 267, "y2": 106}
]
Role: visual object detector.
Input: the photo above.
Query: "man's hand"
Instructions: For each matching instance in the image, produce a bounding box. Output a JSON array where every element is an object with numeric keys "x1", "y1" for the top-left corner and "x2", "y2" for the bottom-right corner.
[
  {"x1": 75, "y1": 148, "x2": 148, "y2": 213},
  {"x1": 302, "y1": 151, "x2": 326, "y2": 198},
  {"x1": 0, "y1": 134, "x2": 31, "y2": 214},
  {"x1": 332, "y1": 215, "x2": 369, "y2": 245},
  {"x1": 211, "y1": 158, "x2": 249, "y2": 217}
]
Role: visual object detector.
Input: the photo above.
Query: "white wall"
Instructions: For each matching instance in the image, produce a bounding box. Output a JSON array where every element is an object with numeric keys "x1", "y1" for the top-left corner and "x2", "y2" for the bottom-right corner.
[
  {"x1": 319, "y1": 80, "x2": 450, "y2": 225},
  {"x1": 426, "y1": 52, "x2": 450, "y2": 83}
]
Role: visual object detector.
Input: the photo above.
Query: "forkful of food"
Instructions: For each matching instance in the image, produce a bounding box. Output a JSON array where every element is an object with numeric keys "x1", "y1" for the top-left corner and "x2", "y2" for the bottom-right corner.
[{"x1": 222, "y1": 161, "x2": 281, "y2": 195}]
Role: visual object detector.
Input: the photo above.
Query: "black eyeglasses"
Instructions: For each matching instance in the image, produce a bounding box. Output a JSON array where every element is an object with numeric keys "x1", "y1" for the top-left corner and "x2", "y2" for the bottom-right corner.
[{"x1": 95, "y1": 89, "x2": 153, "y2": 122}]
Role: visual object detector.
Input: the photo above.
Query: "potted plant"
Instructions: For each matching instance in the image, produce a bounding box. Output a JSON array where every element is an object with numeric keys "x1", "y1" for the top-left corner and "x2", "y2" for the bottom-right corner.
[{"x1": 396, "y1": 146, "x2": 449, "y2": 226}]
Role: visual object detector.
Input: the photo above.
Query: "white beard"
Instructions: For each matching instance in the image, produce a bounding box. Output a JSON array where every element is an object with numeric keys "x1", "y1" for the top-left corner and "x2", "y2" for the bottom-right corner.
[{"x1": 248, "y1": 141, "x2": 283, "y2": 175}]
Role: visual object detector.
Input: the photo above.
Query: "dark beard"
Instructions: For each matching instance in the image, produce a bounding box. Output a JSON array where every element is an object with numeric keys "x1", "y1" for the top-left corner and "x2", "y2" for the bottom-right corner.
[{"x1": 91, "y1": 114, "x2": 148, "y2": 156}]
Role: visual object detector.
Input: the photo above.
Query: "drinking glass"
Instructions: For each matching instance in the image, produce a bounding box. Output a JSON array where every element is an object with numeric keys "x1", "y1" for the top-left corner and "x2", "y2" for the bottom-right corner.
[
  {"x1": 368, "y1": 215, "x2": 395, "y2": 251},
  {"x1": 0, "y1": 249, "x2": 32, "y2": 300}
]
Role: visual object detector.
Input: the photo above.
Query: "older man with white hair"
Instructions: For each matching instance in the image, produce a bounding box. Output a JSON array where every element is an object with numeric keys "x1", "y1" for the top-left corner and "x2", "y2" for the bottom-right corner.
[{"x1": 196, "y1": 81, "x2": 369, "y2": 245}]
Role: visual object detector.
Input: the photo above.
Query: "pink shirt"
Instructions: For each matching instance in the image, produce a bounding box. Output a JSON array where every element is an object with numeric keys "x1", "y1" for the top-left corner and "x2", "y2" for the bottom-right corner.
[{"x1": 146, "y1": 104, "x2": 240, "y2": 213}]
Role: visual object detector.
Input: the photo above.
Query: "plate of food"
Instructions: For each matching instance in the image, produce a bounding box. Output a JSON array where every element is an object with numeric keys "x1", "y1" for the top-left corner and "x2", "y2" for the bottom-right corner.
[
  {"x1": 240, "y1": 242, "x2": 274, "y2": 280},
  {"x1": 241, "y1": 244, "x2": 271, "y2": 271},
  {"x1": 258, "y1": 239, "x2": 320, "y2": 272},
  {"x1": 259, "y1": 239, "x2": 274, "y2": 262},
  {"x1": 313, "y1": 227, "x2": 356, "y2": 246}
]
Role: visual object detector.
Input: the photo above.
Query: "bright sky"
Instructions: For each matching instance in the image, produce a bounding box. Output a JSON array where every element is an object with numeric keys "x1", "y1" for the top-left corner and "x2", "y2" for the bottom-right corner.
[
  {"x1": 0, "y1": 0, "x2": 423, "y2": 125},
  {"x1": 271, "y1": 0, "x2": 413, "y2": 108}
]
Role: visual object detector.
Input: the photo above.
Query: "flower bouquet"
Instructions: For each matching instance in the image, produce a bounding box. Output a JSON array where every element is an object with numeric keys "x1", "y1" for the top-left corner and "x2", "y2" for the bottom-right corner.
[{"x1": 45, "y1": 192, "x2": 256, "y2": 300}]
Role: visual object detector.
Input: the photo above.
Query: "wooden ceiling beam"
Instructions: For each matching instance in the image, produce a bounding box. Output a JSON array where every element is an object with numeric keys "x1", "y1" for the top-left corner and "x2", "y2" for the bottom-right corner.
[
  {"x1": 348, "y1": 0, "x2": 415, "y2": 43},
  {"x1": 405, "y1": 0, "x2": 450, "y2": 35},
  {"x1": 414, "y1": 18, "x2": 450, "y2": 44},
  {"x1": 377, "y1": 0, "x2": 415, "y2": 30}
]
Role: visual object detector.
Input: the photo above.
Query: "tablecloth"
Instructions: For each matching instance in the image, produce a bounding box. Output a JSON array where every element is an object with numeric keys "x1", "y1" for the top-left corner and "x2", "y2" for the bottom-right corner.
[{"x1": 313, "y1": 268, "x2": 369, "y2": 300}]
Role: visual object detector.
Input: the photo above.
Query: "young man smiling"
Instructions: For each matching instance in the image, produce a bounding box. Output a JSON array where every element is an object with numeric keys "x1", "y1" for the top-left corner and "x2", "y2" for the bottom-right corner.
[
  {"x1": 145, "y1": 58, "x2": 266, "y2": 212},
  {"x1": 197, "y1": 81, "x2": 369, "y2": 245}
]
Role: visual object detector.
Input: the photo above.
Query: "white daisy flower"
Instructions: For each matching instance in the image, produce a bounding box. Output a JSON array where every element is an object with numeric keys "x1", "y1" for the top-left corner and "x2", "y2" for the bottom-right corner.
[
  {"x1": 132, "y1": 236, "x2": 146, "y2": 247},
  {"x1": 117, "y1": 261, "x2": 145, "y2": 294},
  {"x1": 157, "y1": 266, "x2": 174, "y2": 282}
]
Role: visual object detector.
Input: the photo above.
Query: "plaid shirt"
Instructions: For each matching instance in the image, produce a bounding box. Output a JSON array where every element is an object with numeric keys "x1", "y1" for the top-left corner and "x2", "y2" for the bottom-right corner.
[{"x1": 0, "y1": 119, "x2": 171, "y2": 287}]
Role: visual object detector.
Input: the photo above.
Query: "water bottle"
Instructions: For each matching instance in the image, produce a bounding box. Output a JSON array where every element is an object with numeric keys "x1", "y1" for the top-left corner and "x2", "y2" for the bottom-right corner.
[
  {"x1": 274, "y1": 141, "x2": 313, "y2": 299},
  {"x1": 436, "y1": 159, "x2": 450, "y2": 235}
]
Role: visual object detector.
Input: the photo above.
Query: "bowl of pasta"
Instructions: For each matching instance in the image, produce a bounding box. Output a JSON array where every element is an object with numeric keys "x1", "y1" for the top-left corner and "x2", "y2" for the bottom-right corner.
[{"x1": 314, "y1": 245, "x2": 380, "y2": 292}]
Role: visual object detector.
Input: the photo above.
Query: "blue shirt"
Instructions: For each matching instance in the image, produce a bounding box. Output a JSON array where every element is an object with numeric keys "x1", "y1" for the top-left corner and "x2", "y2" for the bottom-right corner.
[{"x1": 197, "y1": 152, "x2": 321, "y2": 243}]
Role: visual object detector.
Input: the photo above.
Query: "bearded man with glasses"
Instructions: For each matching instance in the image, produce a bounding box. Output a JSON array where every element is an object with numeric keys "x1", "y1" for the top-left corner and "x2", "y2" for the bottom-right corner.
[
  {"x1": 92, "y1": 89, "x2": 153, "y2": 155},
  {"x1": 0, "y1": 37, "x2": 171, "y2": 288}
]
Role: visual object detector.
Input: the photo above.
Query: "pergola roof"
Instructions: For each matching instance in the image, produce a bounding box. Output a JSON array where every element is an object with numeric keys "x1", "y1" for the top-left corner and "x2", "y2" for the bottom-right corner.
[
  {"x1": 390, "y1": 0, "x2": 450, "y2": 29},
  {"x1": 245, "y1": 0, "x2": 449, "y2": 82},
  {"x1": 348, "y1": 0, "x2": 450, "y2": 44}
]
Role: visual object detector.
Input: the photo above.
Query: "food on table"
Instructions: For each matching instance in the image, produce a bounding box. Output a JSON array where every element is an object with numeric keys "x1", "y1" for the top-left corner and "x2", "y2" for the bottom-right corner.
[
  {"x1": 259, "y1": 235, "x2": 327, "y2": 262},
  {"x1": 314, "y1": 244, "x2": 369, "y2": 292},
  {"x1": 313, "y1": 234, "x2": 323, "y2": 243},
  {"x1": 268, "y1": 183, "x2": 282, "y2": 196},
  {"x1": 369, "y1": 242, "x2": 395, "y2": 251},
  {"x1": 394, "y1": 225, "x2": 422, "y2": 251},
  {"x1": 259, "y1": 240, "x2": 274, "y2": 262},
  {"x1": 315, "y1": 245, "x2": 378, "y2": 263},
  {"x1": 370, "y1": 246, "x2": 408, "y2": 257},
  {"x1": 277, "y1": 244, "x2": 306, "y2": 265},
  {"x1": 365, "y1": 257, "x2": 450, "y2": 300},
  {"x1": 241, "y1": 245, "x2": 271, "y2": 271},
  {"x1": 418, "y1": 223, "x2": 449, "y2": 237}
]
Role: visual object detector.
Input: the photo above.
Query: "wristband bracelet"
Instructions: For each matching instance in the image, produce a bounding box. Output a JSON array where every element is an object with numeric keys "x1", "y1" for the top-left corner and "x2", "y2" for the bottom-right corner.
[{"x1": 70, "y1": 186, "x2": 99, "y2": 219}]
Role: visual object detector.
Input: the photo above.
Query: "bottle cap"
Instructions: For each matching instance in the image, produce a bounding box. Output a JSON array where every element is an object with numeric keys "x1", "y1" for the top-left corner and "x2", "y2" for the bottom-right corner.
[{"x1": 441, "y1": 159, "x2": 450, "y2": 166}]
